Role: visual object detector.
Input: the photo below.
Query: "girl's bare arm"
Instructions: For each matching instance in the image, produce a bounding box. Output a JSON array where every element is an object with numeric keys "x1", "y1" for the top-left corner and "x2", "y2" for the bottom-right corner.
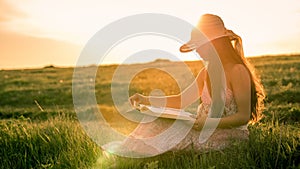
[{"x1": 193, "y1": 64, "x2": 251, "y2": 129}]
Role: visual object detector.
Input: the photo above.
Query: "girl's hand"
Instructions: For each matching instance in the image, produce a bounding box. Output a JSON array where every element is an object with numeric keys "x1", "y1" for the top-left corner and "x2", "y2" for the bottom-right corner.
[
  {"x1": 129, "y1": 93, "x2": 148, "y2": 107},
  {"x1": 192, "y1": 114, "x2": 208, "y2": 130}
]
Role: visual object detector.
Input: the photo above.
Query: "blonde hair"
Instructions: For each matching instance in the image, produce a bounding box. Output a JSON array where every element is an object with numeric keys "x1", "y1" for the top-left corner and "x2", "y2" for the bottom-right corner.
[{"x1": 226, "y1": 30, "x2": 265, "y2": 123}]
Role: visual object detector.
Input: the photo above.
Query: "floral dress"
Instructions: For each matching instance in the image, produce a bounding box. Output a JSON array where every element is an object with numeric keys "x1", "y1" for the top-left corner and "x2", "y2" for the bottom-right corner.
[{"x1": 103, "y1": 83, "x2": 249, "y2": 157}]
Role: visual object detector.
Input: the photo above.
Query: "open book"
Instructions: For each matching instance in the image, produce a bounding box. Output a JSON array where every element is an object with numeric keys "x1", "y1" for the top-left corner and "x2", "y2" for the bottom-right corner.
[{"x1": 134, "y1": 104, "x2": 196, "y2": 121}]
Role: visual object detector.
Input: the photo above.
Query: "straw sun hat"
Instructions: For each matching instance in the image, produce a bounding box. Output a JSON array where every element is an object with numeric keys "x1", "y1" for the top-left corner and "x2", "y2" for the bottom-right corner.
[{"x1": 180, "y1": 14, "x2": 244, "y2": 57}]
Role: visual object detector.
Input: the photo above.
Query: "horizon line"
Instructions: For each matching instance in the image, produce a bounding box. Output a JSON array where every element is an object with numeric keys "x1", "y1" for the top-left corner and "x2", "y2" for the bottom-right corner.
[{"x1": 1, "y1": 53, "x2": 299, "y2": 71}]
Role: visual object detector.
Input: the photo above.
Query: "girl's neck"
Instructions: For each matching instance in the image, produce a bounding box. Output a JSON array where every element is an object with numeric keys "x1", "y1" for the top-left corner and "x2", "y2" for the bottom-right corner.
[{"x1": 213, "y1": 38, "x2": 240, "y2": 67}]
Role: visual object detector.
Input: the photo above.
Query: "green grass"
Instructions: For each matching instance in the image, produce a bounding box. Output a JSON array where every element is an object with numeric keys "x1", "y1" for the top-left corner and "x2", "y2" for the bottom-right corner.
[
  {"x1": 0, "y1": 116, "x2": 100, "y2": 169},
  {"x1": 0, "y1": 55, "x2": 300, "y2": 168}
]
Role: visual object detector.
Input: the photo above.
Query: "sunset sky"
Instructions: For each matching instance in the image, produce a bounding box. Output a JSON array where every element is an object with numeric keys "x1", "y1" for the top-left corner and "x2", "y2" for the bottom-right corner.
[{"x1": 1, "y1": 0, "x2": 300, "y2": 69}]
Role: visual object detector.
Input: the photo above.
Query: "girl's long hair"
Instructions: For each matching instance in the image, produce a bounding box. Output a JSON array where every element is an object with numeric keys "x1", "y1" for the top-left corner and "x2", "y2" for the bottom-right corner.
[{"x1": 226, "y1": 31, "x2": 265, "y2": 123}]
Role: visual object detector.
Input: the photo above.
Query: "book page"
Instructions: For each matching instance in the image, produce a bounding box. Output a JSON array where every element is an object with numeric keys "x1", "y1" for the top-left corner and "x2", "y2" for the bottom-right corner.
[{"x1": 135, "y1": 104, "x2": 196, "y2": 121}]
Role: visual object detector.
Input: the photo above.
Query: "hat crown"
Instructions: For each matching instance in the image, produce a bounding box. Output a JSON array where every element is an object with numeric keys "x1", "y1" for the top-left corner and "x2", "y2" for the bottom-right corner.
[
  {"x1": 192, "y1": 14, "x2": 226, "y2": 39},
  {"x1": 198, "y1": 14, "x2": 225, "y2": 30}
]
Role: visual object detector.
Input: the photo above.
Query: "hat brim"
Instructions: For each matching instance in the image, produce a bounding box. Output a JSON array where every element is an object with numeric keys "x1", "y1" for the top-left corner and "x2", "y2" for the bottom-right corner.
[
  {"x1": 179, "y1": 42, "x2": 199, "y2": 53},
  {"x1": 179, "y1": 34, "x2": 229, "y2": 53}
]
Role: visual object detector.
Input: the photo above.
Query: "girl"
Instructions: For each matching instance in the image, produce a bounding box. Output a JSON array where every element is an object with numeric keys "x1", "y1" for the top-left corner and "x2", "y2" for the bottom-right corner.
[{"x1": 117, "y1": 14, "x2": 265, "y2": 156}]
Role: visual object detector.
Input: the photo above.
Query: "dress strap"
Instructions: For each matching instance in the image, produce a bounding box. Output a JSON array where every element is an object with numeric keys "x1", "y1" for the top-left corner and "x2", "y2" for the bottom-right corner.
[{"x1": 201, "y1": 82, "x2": 211, "y2": 104}]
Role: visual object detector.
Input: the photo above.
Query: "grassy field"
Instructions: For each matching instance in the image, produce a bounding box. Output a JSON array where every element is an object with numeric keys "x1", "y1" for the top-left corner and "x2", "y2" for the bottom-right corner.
[{"x1": 0, "y1": 55, "x2": 300, "y2": 168}]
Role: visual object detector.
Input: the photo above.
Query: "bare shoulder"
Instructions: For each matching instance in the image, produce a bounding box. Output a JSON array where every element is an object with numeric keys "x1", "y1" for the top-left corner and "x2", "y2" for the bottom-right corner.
[{"x1": 229, "y1": 64, "x2": 251, "y2": 89}]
